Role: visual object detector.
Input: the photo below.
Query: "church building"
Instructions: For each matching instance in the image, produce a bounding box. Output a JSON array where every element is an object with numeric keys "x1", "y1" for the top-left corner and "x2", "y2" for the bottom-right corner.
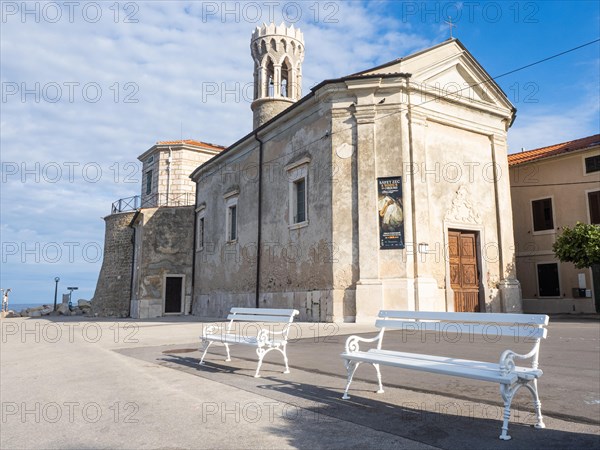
[
  {"x1": 189, "y1": 23, "x2": 521, "y2": 322},
  {"x1": 93, "y1": 23, "x2": 522, "y2": 322}
]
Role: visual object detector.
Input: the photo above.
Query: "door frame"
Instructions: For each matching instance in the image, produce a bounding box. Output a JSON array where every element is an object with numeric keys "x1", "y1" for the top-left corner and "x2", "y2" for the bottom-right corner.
[
  {"x1": 443, "y1": 223, "x2": 486, "y2": 312},
  {"x1": 163, "y1": 274, "x2": 185, "y2": 315}
]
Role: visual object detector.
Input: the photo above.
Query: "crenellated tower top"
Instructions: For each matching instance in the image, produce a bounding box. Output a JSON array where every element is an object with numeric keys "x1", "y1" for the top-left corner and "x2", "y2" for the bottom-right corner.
[{"x1": 250, "y1": 22, "x2": 305, "y2": 129}]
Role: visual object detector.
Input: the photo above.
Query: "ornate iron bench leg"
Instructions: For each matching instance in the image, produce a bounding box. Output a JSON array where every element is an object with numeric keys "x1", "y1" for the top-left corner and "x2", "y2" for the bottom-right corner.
[
  {"x1": 524, "y1": 379, "x2": 546, "y2": 429},
  {"x1": 282, "y1": 343, "x2": 290, "y2": 374},
  {"x1": 342, "y1": 360, "x2": 361, "y2": 400},
  {"x1": 224, "y1": 343, "x2": 231, "y2": 362},
  {"x1": 199, "y1": 340, "x2": 212, "y2": 365},
  {"x1": 373, "y1": 363, "x2": 384, "y2": 394},
  {"x1": 255, "y1": 347, "x2": 266, "y2": 378},
  {"x1": 499, "y1": 382, "x2": 521, "y2": 440}
]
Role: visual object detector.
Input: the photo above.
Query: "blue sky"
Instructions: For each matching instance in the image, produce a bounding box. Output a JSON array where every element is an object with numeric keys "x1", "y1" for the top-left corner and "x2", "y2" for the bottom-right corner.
[{"x1": 1, "y1": 1, "x2": 599, "y2": 305}]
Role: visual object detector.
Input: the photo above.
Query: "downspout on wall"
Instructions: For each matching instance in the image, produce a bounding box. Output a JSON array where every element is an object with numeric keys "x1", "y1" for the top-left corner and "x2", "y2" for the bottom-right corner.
[
  {"x1": 165, "y1": 146, "x2": 173, "y2": 205},
  {"x1": 127, "y1": 209, "x2": 141, "y2": 318},
  {"x1": 190, "y1": 179, "x2": 199, "y2": 314},
  {"x1": 254, "y1": 132, "x2": 264, "y2": 308}
]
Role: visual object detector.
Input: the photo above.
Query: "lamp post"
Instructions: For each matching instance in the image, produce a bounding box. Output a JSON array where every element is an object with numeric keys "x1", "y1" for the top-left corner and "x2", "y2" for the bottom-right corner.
[
  {"x1": 67, "y1": 286, "x2": 78, "y2": 311},
  {"x1": 53, "y1": 277, "x2": 60, "y2": 311}
]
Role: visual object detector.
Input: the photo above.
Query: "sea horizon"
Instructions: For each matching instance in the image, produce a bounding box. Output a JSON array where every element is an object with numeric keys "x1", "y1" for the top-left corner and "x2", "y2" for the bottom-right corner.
[{"x1": 6, "y1": 302, "x2": 53, "y2": 312}]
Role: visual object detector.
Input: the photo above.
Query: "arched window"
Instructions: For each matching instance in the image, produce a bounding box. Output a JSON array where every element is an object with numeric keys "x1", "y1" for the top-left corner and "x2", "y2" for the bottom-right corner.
[
  {"x1": 253, "y1": 62, "x2": 259, "y2": 99},
  {"x1": 266, "y1": 59, "x2": 274, "y2": 97},
  {"x1": 281, "y1": 59, "x2": 291, "y2": 98}
]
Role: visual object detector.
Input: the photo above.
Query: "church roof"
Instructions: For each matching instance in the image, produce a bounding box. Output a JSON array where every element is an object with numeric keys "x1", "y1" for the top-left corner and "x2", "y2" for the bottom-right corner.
[
  {"x1": 191, "y1": 38, "x2": 515, "y2": 180},
  {"x1": 346, "y1": 38, "x2": 459, "y2": 77},
  {"x1": 156, "y1": 139, "x2": 226, "y2": 151},
  {"x1": 508, "y1": 134, "x2": 600, "y2": 167}
]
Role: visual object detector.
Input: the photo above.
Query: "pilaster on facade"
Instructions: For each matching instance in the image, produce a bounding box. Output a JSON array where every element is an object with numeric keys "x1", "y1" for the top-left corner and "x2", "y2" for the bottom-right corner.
[
  {"x1": 353, "y1": 105, "x2": 377, "y2": 125},
  {"x1": 490, "y1": 134, "x2": 522, "y2": 312}
]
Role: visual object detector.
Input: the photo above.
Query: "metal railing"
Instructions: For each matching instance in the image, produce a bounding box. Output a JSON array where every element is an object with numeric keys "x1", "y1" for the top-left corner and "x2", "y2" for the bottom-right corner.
[{"x1": 111, "y1": 193, "x2": 195, "y2": 213}]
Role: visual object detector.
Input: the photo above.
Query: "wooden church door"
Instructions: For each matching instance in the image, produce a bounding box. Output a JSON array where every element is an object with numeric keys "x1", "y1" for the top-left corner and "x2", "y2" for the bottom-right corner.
[{"x1": 449, "y1": 230, "x2": 481, "y2": 312}]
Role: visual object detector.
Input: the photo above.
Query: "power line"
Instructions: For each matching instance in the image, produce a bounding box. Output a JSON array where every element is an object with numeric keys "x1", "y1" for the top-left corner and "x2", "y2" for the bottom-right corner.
[
  {"x1": 198, "y1": 38, "x2": 600, "y2": 178},
  {"x1": 511, "y1": 181, "x2": 600, "y2": 188}
]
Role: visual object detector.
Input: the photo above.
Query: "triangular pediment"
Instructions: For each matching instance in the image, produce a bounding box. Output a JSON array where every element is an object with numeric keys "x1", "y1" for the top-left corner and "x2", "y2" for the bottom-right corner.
[{"x1": 356, "y1": 40, "x2": 513, "y2": 111}]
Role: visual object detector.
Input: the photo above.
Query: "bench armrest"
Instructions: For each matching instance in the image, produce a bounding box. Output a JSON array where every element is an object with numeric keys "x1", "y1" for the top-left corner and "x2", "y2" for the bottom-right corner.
[
  {"x1": 201, "y1": 324, "x2": 223, "y2": 338},
  {"x1": 344, "y1": 331, "x2": 384, "y2": 353},
  {"x1": 499, "y1": 345, "x2": 540, "y2": 375}
]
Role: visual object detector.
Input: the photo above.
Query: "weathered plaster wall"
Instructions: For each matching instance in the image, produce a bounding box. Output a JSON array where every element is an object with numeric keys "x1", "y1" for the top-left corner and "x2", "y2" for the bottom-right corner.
[
  {"x1": 92, "y1": 212, "x2": 135, "y2": 317},
  {"x1": 425, "y1": 120, "x2": 503, "y2": 311},
  {"x1": 130, "y1": 206, "x2": 195, "y2": 318},
  {"x1": 193, "y1": 104, "x2": 337, "y2": 321}
]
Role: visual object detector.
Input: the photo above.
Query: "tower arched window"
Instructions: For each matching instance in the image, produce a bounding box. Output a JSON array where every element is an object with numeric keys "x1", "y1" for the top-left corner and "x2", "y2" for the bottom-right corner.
[
  {"x1": 253, "y1": 62, "x2": 259, "y2": 99},
  {"x1": 281, "y1": 59, "x2": 291, "y2": 98},
  {"x1": 266, "y1": 59, "x2": 275, "y2": 97}
]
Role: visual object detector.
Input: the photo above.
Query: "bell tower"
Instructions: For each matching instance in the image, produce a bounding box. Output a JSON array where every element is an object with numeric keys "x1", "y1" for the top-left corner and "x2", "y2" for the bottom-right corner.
[{"x1": 250, "y1": 22, "x2": 304, "y2": 129}]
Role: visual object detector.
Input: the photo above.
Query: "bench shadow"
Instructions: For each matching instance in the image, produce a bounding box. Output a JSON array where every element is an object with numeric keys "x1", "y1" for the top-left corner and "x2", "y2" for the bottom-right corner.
[
  {"x1": 256, "y1": 380, "x2": 599, "y2": 449},
  {"x1": 158, "y1": 352, "x2": 599, "y2": 449}
]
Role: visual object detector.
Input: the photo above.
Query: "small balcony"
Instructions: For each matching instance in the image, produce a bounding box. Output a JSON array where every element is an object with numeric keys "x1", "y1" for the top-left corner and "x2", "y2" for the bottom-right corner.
[{"x1": 111, "y1": 193, "x2": 195, "y2": 214}]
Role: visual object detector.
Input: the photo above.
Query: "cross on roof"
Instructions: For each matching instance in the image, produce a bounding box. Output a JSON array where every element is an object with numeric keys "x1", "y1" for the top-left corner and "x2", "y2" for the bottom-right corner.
[{"x1": 445, "y1": 16, "x2": 457, "y2": 38}]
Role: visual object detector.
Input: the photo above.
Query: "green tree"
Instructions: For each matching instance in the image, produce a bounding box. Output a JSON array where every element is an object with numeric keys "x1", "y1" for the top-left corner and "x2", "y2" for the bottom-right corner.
[
  {"x1": 552, "y1": 222, "x2": 600, "y2": 269},
  {"x1": 553, "y1": 222, "x2": 600, "y2": 313}
]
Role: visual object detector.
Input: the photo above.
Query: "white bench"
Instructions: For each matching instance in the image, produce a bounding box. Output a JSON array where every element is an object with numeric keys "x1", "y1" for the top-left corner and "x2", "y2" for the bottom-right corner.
[
  {"x1": 199, "y1": 308, "x2": 299, "y2": 378},
  {"x1": 340, "y1": 311, "x2": 549, "y2": 440}
]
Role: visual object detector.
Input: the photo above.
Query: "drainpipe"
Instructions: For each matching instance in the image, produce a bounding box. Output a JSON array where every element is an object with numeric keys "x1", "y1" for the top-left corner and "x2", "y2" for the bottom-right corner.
[
  {"x1": 127, "y1": 209, "x2": 141, "y2": 318},
  {"x1": 166, "y1": 146, "x2": 173, "y2": 206},
  {"x1": 254, "y1": 132, "x2": 264, "y2": 308},
  {"x1": 190, "y1": 178, "x2": 199, "y2": 315}
]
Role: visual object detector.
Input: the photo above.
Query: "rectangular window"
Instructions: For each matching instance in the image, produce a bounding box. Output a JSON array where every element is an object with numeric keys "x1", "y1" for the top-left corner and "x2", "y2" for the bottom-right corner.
[
  {"x1": 228, "y1": 204, "x2": 237, "y2": 241},
  {"x1": 196, "y1": 214, "x2": 205, "y2": 251},
  {"x1": 286, "y1": 158, "x2": 309, "y2": 228},
  {"x1": 294, "y1": 178, "x2": 306, "y2": 223},
  {"x1": 584, "y1": 155, "x2": 600, "y2": 174},
  {"x1": 145, "y1": 170, "x2": 152, "y2": 195},
  {"x1": 589, "y1": 191, "x2": 600, "y2": 224},
  {"x1": 537, "y1": 263, "x2": 560, "y2": 297},
  {"x1": 532, "y1": 198, "x2": 554, "y2": 231}
]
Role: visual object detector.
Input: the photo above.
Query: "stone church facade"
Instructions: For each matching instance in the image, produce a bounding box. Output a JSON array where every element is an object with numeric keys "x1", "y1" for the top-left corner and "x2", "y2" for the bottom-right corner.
[
  {"x1": 93, "y1": 23, "x2": 523, "y2": 321},
  {"x1": 189, "y1": 24, "x2": 521, "y2": 322}
]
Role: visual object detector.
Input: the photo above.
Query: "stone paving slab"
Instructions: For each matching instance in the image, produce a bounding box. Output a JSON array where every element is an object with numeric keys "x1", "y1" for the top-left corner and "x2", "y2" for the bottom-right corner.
[
  {"x1": 2, "y1": 317, "x2": 599, "y2": 449},
  {"x1": 117, "y1": 341, "x2": 600, "y2": 449}
]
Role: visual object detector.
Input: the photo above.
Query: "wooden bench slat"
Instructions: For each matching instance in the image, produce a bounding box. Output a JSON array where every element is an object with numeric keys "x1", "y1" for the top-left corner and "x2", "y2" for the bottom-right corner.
[
  {"x1": 378, "y1": 310, "x2": 549, "y2": 325},
  {"x1": 230, "y1": 308, "x2": 299, "y2": 316},
  {"x1": 204, "y1": 333, "x2": 286, "y2": 346},
  {"x1": 375, "y1": 319, "x2": 547, "y2": 339},
  {"x1": 226, "y1": 314, "x2": 296, "y2": 323},
  {"x1": 341, "y1": 350, "x2": 519, "y2": 384},
  {"x1": 370, "y1": 350, "x2": 543, "y2": 379}
]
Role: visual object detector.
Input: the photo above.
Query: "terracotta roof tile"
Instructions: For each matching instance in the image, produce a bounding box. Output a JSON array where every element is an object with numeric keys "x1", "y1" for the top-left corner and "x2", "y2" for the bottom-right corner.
[
  {"x1": 156, "y1": 139, "x2": 226, "y2": 151},
  {"x1": 508, "y1": 134, "x2": 600, "y2": 167}
]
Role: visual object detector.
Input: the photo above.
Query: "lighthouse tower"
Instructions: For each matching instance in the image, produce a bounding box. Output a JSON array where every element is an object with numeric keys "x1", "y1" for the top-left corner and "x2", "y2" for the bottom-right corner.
[{"x1": 250, "y1": 23, "x2": 304, "y2": 129}]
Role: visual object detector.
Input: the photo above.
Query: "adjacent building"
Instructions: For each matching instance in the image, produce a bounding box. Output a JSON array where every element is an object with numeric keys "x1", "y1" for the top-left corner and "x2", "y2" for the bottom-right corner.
[
  {"x1": 92, "y1": 140, "x2": 224, "y2": 318},
  {"x1": 509, "y1": 134, "x2": 600, "y2": 314}
]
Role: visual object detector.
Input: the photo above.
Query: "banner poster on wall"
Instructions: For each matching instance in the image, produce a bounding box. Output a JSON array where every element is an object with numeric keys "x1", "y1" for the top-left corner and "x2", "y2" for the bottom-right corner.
[{"x1": 377, "y1": 177, "x2": 404, "y2": 249}]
